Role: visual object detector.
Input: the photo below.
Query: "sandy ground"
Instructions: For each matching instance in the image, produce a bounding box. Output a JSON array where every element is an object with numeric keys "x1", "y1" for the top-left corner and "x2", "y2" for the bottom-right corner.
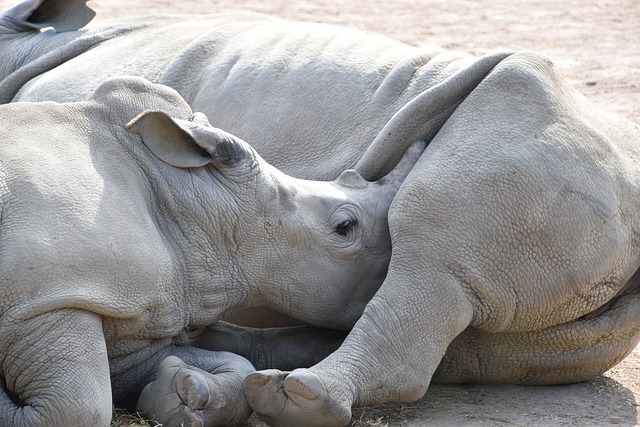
[{"x1": 2, "y1": 0, "x2": 638, "y2": 425}]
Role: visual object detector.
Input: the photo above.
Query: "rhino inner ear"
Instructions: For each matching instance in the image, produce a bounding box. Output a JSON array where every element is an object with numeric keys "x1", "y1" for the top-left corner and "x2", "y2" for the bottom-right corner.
[{"x1": 127, "y1": 110, "x2": 212, "y2": 168}]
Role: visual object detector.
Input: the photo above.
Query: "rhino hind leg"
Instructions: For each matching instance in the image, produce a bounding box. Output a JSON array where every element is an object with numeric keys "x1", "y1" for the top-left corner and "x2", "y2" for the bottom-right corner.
[
  {"x1": 434, "y1": 284, "x2": 640, "y2": 385},
  {"x1": 245, "y1": 369, "x2": 351, "y2": 427}
]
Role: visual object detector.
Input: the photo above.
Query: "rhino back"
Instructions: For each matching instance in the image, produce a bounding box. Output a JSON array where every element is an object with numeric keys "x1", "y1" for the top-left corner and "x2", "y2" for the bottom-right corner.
[
  {"x1": 12, "y1": 13, "x2": 276, "y2": 103},
  {"x1": 161, "y1": 18, "x2": 477, "y2": 179},
  {"x1": 11, "y1": 12, "x2": 480, "y2": 179}
]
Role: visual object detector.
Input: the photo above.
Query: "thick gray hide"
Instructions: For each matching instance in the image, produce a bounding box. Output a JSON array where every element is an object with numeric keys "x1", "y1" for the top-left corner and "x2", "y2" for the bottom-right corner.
[
  {"x1": 2, "y1": 2, "x2": 640, "y2": 427},
  {"x1": 1, "y1": 1, "x2": 509, "y2": 179},
  {"x1": 0, "y1": 74, "x2": 421, "y2": 426}
]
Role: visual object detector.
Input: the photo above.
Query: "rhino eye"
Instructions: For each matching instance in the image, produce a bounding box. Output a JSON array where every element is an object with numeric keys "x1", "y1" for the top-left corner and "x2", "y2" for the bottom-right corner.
[{"x1": 336, "y1": 219, "x2": 356, "y2": 236}]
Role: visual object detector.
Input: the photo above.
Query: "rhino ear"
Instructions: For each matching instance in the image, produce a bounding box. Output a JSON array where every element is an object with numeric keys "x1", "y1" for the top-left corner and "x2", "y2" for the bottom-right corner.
[
  {"x1": 127, "y1": 110, "x2": 212, "y2": 168},
  {"x1": 3, "y1": 0, "x2": 95, "y2": 32},
  {"x1": 127, "y1": 110, "x2": 258, "y2": 172}
]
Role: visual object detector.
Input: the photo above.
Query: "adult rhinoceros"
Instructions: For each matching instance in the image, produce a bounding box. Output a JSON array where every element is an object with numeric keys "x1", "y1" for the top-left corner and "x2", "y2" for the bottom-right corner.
[
  {"x1": 0, "y1": 75, "x2": 422, "y2": 427},
  {"x1": 245, "y1": 57, "x2": 640, "y2": 427},
  {"x1": 2, "y1": 1, "x2": 640, "y2": 427},
  {"x1": 0, "y1": 0, "x2": 511, "y2": 180}
]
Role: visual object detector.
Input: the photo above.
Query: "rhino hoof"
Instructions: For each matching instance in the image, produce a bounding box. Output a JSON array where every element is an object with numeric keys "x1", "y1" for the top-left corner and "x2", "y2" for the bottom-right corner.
[
  {"x1": 139, "y1": 355, "x2": 252, "y2": 427},
  {"x1": 137, "y1": 356, "x2": 207, "y2": 427},
  {"x1": 174, "y1": 367, "x2": 212, "y2": 409},
  {"x1": 244, "y1": 369, "x2": 351, "y2": 427}
]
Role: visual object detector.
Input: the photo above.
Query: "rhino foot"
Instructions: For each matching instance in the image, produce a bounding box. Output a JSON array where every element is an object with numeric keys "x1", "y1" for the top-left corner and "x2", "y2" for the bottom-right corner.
[
  {"x1": 138, "y1": 355, "x2": 250, "y2": 427},
  {"x1": 244, "y1": 368, "x2": 351, "y2": 427}
]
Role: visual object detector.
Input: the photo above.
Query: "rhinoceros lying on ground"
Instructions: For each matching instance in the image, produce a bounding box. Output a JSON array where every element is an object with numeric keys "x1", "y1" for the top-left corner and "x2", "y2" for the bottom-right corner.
[
  {"x1": 2, "y1": 1, "x2": 640, "y2": 427},
  {"x1": 0, "y1": 75, "x2": 422, "y2": 427},
  {"x1": 1, "y1": 0, "x2": 512, "y2": 181},
  {"x1": 246, "y1": 57, "x2": 640, "y2": 427}
]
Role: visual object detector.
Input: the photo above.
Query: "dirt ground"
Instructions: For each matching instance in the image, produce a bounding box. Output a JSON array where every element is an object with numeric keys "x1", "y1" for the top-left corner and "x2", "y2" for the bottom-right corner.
[{"x1": 3, "y1": 0, "x2": 638, "y2": 425}]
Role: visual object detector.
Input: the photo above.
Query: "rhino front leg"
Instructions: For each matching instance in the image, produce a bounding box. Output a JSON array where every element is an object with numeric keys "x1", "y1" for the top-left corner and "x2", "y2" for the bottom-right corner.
[
  {"x1": 245, "y1": 259, "x2": 475, "y2": 427},
  {"x1": 135, "y1": 346, "x2": 254, "y2": 427},
  {"x1": 189, "y1": 321, "x2": 348, "y2": 370},
  {"x1": 0, "y1": 309, "x2": 112, "y2": 427}
]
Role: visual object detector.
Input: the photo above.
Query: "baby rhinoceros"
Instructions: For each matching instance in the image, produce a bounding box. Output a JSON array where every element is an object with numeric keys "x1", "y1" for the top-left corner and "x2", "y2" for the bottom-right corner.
[{"x1": 0, "y1": 76, "x2": 423, "y2": 427}]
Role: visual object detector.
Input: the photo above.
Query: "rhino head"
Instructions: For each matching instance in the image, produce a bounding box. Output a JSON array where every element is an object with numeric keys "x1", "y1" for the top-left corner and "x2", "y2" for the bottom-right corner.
[{"x1": 128, "y1": 110, "x2": 424, "y2": 330}]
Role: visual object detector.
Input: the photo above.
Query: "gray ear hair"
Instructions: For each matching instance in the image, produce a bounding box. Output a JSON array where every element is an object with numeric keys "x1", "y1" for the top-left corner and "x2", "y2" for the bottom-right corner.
[{"x1": 127, "y1": 110, "x2": 212, "y2": 168}]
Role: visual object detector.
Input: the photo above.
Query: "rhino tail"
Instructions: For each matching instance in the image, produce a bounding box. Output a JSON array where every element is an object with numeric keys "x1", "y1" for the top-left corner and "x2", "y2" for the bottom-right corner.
[
  {"x1": 355, "y1": 51, "x2": 514, "y2": 181},
  {"x1": 1, "y1": 0, "x2": 95, "y2": 32}
]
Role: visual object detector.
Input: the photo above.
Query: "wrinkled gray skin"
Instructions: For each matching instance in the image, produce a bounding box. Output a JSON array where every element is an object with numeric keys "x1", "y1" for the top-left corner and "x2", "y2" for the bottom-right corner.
[
  {"x1": 247, "y1": 55, "x2": 640, "y2": 427},
  {"x1": 0, "y1": 76, "x2": 422, "y2": 427},
  {"x1": 0, "y1": 0, "x2": 509, "y2": 180},
  {"x1": 2, "y1": 1, "x2": 640, "y2": 427}
]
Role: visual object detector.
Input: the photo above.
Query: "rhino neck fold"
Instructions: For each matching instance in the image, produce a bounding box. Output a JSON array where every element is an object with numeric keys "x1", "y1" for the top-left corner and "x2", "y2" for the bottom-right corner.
[{"x1": 151, "y1": 167, "x2": 253, "y2": 328}]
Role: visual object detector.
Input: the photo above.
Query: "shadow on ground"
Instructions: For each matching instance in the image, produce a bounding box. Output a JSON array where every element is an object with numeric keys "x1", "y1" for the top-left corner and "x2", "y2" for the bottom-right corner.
[
  {"x1": 245, "y1": 374, "x2": 638, "y2": 426},
  {"x1": 351, "y1": 376, "x2": 637, "y2": 426}
]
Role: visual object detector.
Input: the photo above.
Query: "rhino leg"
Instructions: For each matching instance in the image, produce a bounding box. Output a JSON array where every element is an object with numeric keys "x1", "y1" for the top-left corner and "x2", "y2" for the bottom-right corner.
[
  {"x1": 0, "y1": 309, "x2": 112, "y2": 426},
  {"x1": 244, "y1": 262, "x2": 474, "y2": 427},
  {"x1": 434, "y1": 285, "x2": 640, "y2": 385},
  {"x1": 135, "y1": 348, "x2": 254, "y2": 427},
  {"x1": 189, "y1": 321, "x2": 348, "y2": 370},
  {"x1": 244, "y1": 176, "x2": 475, "y2": 427},
  {"x1": 245, "y1": 369, "x2": 352, "y2": 427}
]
